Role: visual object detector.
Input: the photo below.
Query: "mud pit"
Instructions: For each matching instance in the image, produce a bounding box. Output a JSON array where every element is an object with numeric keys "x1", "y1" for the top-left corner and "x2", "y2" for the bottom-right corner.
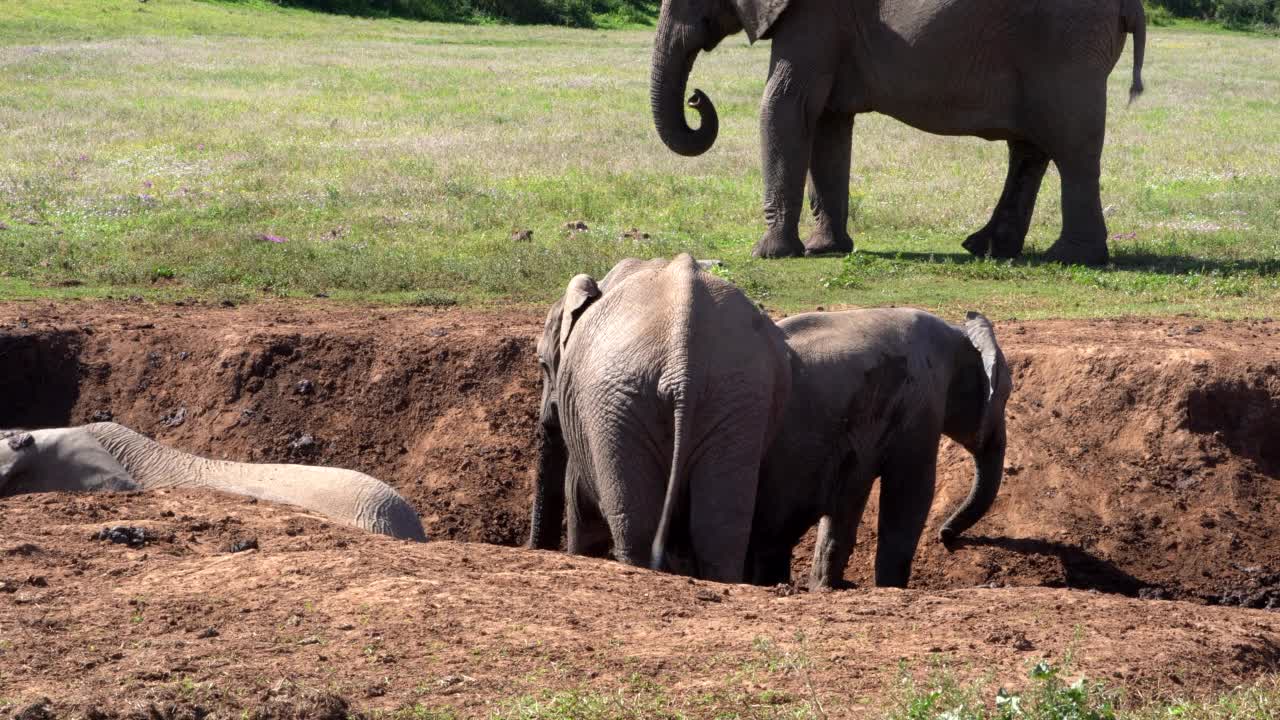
[{"x1": 1, "y1": 301, "x2": 1279, "y2": 717}]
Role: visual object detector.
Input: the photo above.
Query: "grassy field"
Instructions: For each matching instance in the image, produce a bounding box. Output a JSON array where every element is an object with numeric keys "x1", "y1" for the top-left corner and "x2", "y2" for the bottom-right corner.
[{"x1": 1, "y1": 0, "x2": 1278, "y2": 317}]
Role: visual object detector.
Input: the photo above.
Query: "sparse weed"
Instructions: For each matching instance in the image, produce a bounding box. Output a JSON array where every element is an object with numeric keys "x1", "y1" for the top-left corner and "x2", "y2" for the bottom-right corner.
[{"x1": 888, "y1": 660, "x2": 1118, "y2": 720}]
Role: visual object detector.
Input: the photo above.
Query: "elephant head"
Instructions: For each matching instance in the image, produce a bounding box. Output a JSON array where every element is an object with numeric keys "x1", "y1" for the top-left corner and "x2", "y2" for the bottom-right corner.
[
  {"x1": 938, "y1": 312, "x2": 1013, "y2": 545},
  {"x1": 529, "y1": 274, "x2": 603, "y2": 550},
  {"x1": 650, "y1": 0, "x2": 787, "y2": 157}
]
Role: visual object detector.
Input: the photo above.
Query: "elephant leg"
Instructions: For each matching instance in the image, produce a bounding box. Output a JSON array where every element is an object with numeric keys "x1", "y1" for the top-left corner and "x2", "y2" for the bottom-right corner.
[
  {"x1": 1044, "y1": 150, "x2": 1109, "y2": 266},
  {"x1": 752, "y1": 62, "x2": 831, "y2": 259},
  {"x1": 962, "y1": 140, "x2": 1050, "y2": 259},
  {"x1": 750, "y1": 546, "x2": 794, "y2": 586},
  {"x1": 566, "y1": 478, "x2": 611, "y2": 559},
  {"x1": 687, "y1": 436, "x2": 768, "y2": 583},
  {"x1": 874, "y1": 446, "x2": 938, "y2": 588},
  {"x1": 804, "y1": 110, "x2": 855, "y2": 257},
  {"x1": 1042, "y1": 84, "x2": 1110, "y2": 267},
  {"x1": 810, "y1": 467, "x2": 874, "y2": 590}
]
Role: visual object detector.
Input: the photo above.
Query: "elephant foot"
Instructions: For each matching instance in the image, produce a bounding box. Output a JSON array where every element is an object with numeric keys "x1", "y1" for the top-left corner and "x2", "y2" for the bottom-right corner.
[
  {"x1": 1044, "y1": 235, "x2": 1109, "y2": 266},
  {"x1": 961, "y1": 228, "x2": 992, "y2": 258},
  {"x1": 803, "y1": 226, "x2": 854, "y2": 257},
  {"x1": 963, "y1": 222, "x2": 1026, "y2": 260},
  {"x1": 809, "y1": 577, "x2": 856, "y2": 592},
  {"x1": 752, "y1": 228, "x2": 805, "y2": 259}
]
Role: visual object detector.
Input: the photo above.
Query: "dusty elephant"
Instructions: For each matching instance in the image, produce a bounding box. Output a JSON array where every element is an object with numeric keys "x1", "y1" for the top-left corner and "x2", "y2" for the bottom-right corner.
[
  {"x1": 0, "y1": 422, "x2": 427, "y2": 541},
  {"x1": 747, "y1": 309, "x2": 1011, "y2": 589},
  {"x1": 527, "y1": 254, "x2": 791, "y2": 582},
  {"x1": 650, "y1": 0, "x2": 1146, "y2": 266}
]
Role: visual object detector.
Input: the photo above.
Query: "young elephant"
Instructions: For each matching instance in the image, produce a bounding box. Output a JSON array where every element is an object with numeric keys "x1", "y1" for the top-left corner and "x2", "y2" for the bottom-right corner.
[
  {"x1": 748, "y1": 309, "x2": 1011, "y2": 589},
  {"x1": 528, "y1": 254, "x2": 792, "y2": 582},
  {"x1": 0, "y1": 423, "x2": 427, "y2": 541}
]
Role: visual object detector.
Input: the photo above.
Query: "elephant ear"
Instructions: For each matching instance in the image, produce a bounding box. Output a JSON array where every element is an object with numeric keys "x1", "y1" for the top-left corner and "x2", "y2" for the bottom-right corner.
[
  {"x1": 963, "y1": 312, "x2": 1012, "y2": 446},
  {"x1": 0, "y1": 431, "x2": 35, "y2": 483},
  {"x1": 559, "y1": 274, "x2": 602, "y2": 350},
  {"x1": 732, "y1": 0, "x2": 790, "y2": 43},
  {"x1": 7, "y1": 432, "x2": 34, "y2": 451}
]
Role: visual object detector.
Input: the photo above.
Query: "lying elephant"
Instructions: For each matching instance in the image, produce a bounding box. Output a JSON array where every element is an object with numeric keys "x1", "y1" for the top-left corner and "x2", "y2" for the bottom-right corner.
[
  {"x1": 528, "y1": 254, "x2": 792, "y2": 582},
  {"x1": 748, "y1": 309, "x2": 1011, "y2": 589},
  {"x1": 0, "y1": 422, "x2": 427, "y2": 541}
]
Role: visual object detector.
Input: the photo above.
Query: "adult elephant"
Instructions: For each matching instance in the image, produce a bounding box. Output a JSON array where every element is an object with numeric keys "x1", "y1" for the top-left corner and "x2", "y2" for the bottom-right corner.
[
  {"x1": 747, "y1": 309, "x2": 1011, "y2": 589},
  {"x1": 650, "y1": 0, "x2": 1147, "y2": 266},
  {"x1": 527, "y1": 255, "x2": 792, "y2": 582},
  {"x1": 0, "y1": 423, "x2": 427, "y2": 541}
]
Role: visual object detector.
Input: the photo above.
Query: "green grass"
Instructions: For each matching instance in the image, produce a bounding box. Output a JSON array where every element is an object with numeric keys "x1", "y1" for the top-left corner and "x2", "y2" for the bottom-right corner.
[
  {"x1": 2, "y1": 0, "x2": 1279, "y2": 317},
  {"x1": 889, "y1": 659, "x2": 1280, "y2": 720}
]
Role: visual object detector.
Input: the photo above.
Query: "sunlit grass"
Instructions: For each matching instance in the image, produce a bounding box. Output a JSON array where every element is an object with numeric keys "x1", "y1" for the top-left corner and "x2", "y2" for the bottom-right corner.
[{"x1": 1, "y1": 0, "x2": 1278, "y2": 317}]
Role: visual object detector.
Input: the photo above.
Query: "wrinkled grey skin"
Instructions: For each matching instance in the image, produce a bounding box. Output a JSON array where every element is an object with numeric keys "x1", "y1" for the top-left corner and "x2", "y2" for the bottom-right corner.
[
  {"x1": 651, "y1": 0, "x2": 1146, "y2": 266},
  {"x1": 0, "y1": 423, "x2": 427, "y2": 541},
  {"x1": 747, "y1": 309, "x2": 1011, "y2": 589},
  {"x1": 528, "y1": 255, "x2": 791, "y2": 582}
]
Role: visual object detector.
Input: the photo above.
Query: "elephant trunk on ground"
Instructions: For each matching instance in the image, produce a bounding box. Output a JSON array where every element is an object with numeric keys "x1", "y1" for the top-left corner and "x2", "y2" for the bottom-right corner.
[
  {"x1": 939, "y1": 424, "x2": 1005, "y2": 545},
  {"x1": 83, "y1": 422, "x2": 427, "y2": 541},
  {"x1": 528, "y1": 426, "x2": 568, "y2": 550},
  {"x1": 649, "y1": 20, "x2": 718, "y2": 157}
]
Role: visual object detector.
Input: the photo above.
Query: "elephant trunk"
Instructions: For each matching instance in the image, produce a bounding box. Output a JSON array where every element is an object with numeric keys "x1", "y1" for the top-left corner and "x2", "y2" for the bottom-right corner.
[
  {"x1": 649, "y1": 17, "x2": 718, "y2": 157},
  {"x1": 84, "y1": 422, "x2": 427, "y2": 541},
  {"x1": 939, "y1": 422, "x2": 1005, "y2": 546},
  {"x1": 528, "y1": 425, "x2": 568, "y2": 550}
]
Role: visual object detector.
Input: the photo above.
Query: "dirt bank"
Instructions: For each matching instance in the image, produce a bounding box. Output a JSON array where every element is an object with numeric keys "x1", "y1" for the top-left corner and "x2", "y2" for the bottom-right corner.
[
  {"x1": 1, "y1": 301, "x2": 1279, "y2": 715},
  {"x1": 2, "y1": 302, "x2": 1277, "y2": 604}
]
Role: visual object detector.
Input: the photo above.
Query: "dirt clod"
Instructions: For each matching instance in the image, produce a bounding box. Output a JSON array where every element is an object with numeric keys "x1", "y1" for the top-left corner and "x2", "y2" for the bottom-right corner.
[
  {"x1": 223, "y1": 537, "x2": 259, "y2": 553},
  {"x1": 14, "y1": 698, "x2": 53, "y2": 720},
  {"x1": 93, "y1": 526, "x2": 152, "y2": 548},
  {"x1": 694, "y1": 588, "x2": 722, "y2": 603},
  {"x1": 161, "y1": 406, "x2": 187, "y2": 428}
]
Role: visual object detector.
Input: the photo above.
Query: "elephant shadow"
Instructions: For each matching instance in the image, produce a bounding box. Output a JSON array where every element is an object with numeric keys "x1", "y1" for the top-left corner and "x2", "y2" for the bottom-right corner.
[
  {"x1": 953, "y1": 535, "x2": 1153, "y2": 597},
  {"x1": 857, "y1": 249, "x2": 1280, "y2": 278}
]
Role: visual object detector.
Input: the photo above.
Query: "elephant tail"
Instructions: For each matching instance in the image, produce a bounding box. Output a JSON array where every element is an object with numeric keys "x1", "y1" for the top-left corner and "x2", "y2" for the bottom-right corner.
[
  {"x1": 650, "y1": 391, "x2": 694, "y2": 574},
  {"x1": 1124, "y1": 0, "x2": 1146, "y2": 104},
  {"x1": 939, "y1": 313, "x2": 1012, "y2": 546}
]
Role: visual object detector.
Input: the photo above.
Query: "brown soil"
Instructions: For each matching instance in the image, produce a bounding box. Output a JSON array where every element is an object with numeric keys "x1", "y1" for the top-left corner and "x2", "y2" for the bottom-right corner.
[{"x1": 1, "y1": 301, "x2": 1278, "y2": 717}]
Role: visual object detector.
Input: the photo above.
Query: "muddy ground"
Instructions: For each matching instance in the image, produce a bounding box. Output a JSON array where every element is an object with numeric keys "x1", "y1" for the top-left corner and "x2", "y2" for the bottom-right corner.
[{"x1": 1, "y1": 301, "x2": 1278, "y2": 717}]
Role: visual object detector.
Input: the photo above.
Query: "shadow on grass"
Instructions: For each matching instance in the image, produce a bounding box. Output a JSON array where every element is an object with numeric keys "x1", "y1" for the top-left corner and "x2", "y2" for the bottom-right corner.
[
  {"x1": 953, "y1": 535, "x2": 1154, "y2": 597},
  {"x1": 854, "y1": 249, "x2": 1280, "y2": 277}
]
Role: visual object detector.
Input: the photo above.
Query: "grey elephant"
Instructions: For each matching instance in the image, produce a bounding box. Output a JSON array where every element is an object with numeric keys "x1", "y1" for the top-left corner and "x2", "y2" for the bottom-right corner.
[
  {"x1": 0, "y1": 423, "x2": 427, "y2": 541},
  {"x1": 527, "y1": 254, "x2": 792, "y2": 582},
  {"x1": 747, "y1": 309, "x2": 1011, "y2": 589},
  {"x1": 650, "y1": 0, "x2": 1147, "y2": 266}
]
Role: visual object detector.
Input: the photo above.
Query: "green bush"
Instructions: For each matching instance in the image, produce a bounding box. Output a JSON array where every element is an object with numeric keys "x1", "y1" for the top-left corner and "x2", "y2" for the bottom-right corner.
[
  {"x1": 1148, "y1": 0, "x2": 1215, "y2": 17},
  {"x1": 1146, "y1": 0, "x2": 1279, "y2": 27},
  {"x1": 264, "y1": 0, "x2": 657, "y2": 26},
  {"x1": 1213, "y1": 0, "x2": 1278, "y2": 26}
]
